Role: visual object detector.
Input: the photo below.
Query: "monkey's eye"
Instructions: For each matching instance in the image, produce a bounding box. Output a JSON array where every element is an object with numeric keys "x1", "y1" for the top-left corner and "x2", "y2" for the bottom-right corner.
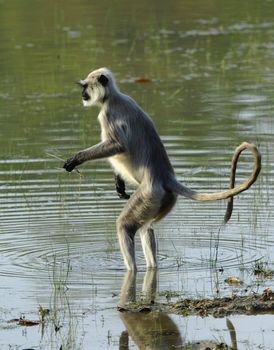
[{"x1": 81, "y1": 84, "x2": 89, "y2": 94}]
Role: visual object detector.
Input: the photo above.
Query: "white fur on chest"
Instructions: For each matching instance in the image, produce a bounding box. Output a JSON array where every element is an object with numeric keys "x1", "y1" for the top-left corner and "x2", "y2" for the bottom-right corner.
[
  {"x1": 109, "y1": 154, "x2": 139, "y2": 186},
  {"x1": 98, "y1": 109, "x2": 139, "y2": 186},
  {"x1": 98, "y1": 110, "x2": 108, "y2": 141}
]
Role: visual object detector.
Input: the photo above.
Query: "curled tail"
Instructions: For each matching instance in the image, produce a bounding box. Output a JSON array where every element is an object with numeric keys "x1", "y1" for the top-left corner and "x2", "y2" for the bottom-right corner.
[{"x1": 170, "y1": 142, "x2": 261, "y2": 223}]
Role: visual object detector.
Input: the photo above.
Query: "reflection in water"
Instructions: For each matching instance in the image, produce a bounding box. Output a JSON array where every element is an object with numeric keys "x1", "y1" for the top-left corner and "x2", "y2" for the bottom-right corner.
[
  {"x1": 118, "y1": 270, "x2": 183, "y2": 349},
  {"x1": 118, "y1": 271, "x2": 238, "y2": 350}
]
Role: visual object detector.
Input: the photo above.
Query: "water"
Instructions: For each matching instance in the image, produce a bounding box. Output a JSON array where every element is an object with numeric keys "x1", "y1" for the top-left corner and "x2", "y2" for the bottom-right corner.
[{"x1": 0, "y1": 0, "x2": 274, "y2": 349}]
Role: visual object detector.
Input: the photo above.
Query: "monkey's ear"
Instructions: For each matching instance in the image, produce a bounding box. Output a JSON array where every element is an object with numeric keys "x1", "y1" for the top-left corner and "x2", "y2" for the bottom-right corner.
[{"x1": 98, "y1": 74, "x2": 108, "y2": 87}]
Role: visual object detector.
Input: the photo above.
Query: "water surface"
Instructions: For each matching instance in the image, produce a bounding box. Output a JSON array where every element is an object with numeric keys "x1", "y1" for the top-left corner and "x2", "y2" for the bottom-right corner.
[{"x1": 0, "y1": 0, "x2": 274, "y2": 349}]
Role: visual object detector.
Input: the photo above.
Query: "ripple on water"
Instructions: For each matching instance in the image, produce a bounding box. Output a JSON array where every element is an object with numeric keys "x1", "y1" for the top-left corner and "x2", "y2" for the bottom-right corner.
[{"x1": 0, "y1": 153, "x2": 272, "y2": 291}]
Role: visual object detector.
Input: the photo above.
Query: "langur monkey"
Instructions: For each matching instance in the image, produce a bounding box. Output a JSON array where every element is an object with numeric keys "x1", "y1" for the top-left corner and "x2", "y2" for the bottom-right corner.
[{"x1": 63, "y1": 67, "x2": 261, "y2": 271}]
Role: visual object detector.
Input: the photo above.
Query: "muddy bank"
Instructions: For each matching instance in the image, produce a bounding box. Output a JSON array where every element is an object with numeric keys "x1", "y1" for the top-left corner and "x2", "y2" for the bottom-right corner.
[
  {"x1": 118, "y1": 288, "x2": 274, "y2": 318},
  {"x1": 164, "y1": 288, "x2": 274, "y2": 318}
]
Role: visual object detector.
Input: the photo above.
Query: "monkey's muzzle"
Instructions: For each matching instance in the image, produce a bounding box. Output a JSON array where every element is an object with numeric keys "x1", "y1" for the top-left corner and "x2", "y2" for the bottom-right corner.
[{"x1": 76, "y1": 80, "x2": 90, "y2": 101}]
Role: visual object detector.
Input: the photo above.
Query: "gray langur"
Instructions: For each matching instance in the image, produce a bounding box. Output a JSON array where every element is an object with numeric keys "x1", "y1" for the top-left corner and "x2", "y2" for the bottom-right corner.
[{"x1": 63, "y1": 67, "x2": 261, "y2": 271}]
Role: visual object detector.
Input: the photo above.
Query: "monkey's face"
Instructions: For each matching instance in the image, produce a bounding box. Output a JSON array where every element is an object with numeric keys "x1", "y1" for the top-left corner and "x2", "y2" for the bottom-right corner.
[{"x1": 77, "y1": 68, "x2": 109, "y2": 107}]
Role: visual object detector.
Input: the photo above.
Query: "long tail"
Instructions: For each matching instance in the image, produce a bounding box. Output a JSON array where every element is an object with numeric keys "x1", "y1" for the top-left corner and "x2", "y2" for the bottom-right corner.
[{"x1": 170, "y1": 142, "x2": 261, "y2": 223}]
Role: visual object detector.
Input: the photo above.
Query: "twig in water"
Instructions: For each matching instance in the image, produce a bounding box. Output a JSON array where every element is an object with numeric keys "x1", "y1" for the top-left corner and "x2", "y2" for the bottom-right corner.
[{"x1": 46, "y1": 152, "x2": 83, "y2": 177}]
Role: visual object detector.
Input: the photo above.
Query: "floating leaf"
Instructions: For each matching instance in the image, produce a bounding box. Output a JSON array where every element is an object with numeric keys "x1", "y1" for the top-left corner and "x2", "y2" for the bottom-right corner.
[
  {"x1": 224, "y1": 277, "x2": 243, "y2": 285},
  {"x1": 18, "y1": 317, "x2": 41, "y2": 326},
  {"x1": 134, "y1": 77, "x2": 152, "y2": 83}
]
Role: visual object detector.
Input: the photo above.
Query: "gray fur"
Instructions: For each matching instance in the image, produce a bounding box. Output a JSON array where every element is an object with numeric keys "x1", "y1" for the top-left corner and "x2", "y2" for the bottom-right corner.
[{"x1": 64, "y1": 67, "x2": 261, "y2": 271}]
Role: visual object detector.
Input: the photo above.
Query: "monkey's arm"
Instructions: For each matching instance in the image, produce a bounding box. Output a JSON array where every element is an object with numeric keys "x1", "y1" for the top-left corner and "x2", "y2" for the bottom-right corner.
[
  {"x1": 63, "y1": 141, "x2": 125, "y2": 172},
  {"x1": 115, "y1": 175, "x2": 130, "y2": 199}
]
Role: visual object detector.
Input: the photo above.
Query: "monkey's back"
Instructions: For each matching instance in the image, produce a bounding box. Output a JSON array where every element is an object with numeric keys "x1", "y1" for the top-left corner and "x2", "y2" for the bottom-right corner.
[{"x1": 104, "y1": 93, "x2": 175, "y2": 187}]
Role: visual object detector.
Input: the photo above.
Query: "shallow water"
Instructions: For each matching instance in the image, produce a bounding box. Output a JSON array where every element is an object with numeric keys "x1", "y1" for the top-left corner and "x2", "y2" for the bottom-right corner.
[{"x1": 1, "y1": 0, "x2": 274, "y2": 349}]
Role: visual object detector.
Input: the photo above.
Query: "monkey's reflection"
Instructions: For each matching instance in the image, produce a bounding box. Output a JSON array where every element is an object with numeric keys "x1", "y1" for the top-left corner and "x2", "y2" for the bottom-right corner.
[
  {"x1": 118, "y1": 270, "x2": 182, "y2": 350},
  {"x1": 118, "y1": 270, "x2": 238, "y2": 350}
]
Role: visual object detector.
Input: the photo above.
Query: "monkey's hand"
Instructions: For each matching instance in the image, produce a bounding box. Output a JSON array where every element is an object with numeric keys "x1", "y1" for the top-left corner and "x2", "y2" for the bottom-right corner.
[
  {"x1": 63, "y1": 156, "x2": 79, "y2": 172},
  {"x1": 115, "y1": 174, "x2": 130, "y2": 200},
  {"x1": 117, "y1": 192, "x2": 130, "y2": 200}
]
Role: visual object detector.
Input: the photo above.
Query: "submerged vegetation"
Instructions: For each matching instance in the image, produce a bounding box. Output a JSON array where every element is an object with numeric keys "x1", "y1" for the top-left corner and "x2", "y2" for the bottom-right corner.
[
  {"x1": 4, "y1": 254, "x2": 85, "y2": 350},
  {"x1": 253, "y1": 261, "x2": 274, "y2": 280}
]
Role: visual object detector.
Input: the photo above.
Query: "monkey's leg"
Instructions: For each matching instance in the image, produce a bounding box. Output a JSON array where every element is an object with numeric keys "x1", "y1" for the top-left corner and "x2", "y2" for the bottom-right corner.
[
  {"x1": 141, "y1": 269, "x2": 157, "y2": 304},
  {"x1": 116, "y1": 220, "x2": 139, "y2": 271},
  {"x1": 116, "y1": 189, "x2": 161, "y2": 271},
  {"x1": 118, "y1": 271, "x2": 136, "y2": 308},
  {"x1": 139, "y1": 227, "x2": 157, "y2": 269},
  {"x1": 140, "y1": 189, "x2": 177, "y2": 269},
  {"x1": 115, "y1": 175, "x2": 130, "y2": 199}
]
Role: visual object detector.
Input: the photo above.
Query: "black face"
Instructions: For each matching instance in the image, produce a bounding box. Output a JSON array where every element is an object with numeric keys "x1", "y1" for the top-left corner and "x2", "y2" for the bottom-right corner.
[
  {"x1": 77, "y1": 81, "x2": 90, "y2": 101},
  {"x1": 82, "y1": 84, "x2": 90, "y2": 101}
]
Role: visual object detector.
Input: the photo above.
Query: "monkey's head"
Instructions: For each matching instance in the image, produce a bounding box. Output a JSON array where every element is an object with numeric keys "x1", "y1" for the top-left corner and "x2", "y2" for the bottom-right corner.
[{"x1": 77, "y1": 67, "x2": 115, "y2": 107}]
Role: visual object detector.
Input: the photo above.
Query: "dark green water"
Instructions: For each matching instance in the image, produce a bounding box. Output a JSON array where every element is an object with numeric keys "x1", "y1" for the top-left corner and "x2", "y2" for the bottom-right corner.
[{"x1": 0, "y1": 0, "x2": 274, "y2": 349}]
